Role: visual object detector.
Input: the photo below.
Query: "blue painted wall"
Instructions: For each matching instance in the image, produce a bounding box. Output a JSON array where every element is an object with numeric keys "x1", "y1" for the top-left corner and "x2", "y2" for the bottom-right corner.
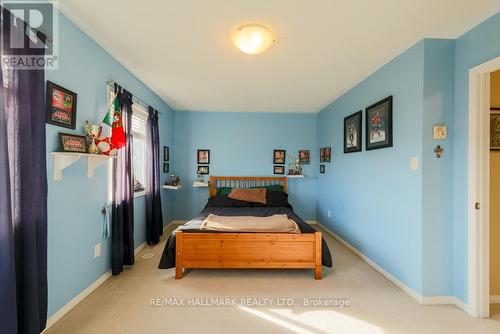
[
  {"x1": 421, "y1": 39, "x2": 455, "y2": 296},
  {"x1": 171, "y1": 111, "x2": 318, "y2": 220},
  {"x1": 452, "y1": 12, "x2": 500, "y2": 302},
  {"x1": 317, "y1": 42, "x2": 426, "y2": 294},
  {"x1": 45, "y1": 13, "x2": 174, "y2": 316}
]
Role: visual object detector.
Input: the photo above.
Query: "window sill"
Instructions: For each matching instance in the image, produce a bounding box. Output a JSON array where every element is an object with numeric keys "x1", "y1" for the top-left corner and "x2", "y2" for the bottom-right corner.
[{"x1": 134, "y1": 190, "x2": 146, "y2": 198}]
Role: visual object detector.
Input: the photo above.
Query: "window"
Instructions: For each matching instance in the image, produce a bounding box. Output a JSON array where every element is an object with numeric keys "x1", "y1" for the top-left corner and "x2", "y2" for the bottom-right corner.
[{"x1": 132, "y1": 104, "x2": 148, "y2": 196}]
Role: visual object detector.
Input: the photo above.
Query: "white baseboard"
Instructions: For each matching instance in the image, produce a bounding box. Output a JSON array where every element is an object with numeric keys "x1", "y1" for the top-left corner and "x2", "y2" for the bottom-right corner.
[
  {"x1": 44, "y1": 235, "x2": 154, "y2": 332},
  {"x1": 44, "y1": 270, "x2": 112, "y2": 331},
  {"x1": 491, "y1": 295, "x2": 500, "y2": 304},
  {"x1": 134, "y1": 242, "x2": 147, "y2": 256},
  {"x1": 314, "y1": 221, "x2": 471, "y2": 314}
]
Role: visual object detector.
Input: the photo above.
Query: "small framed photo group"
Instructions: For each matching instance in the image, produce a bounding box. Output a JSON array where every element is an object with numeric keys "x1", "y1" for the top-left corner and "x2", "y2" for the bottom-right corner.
[
  {"x1": 343, "y1": 95, "x2": 393, "y2": 153},
  {"x1": 273, "y1": 149, "x2": 285, "y2": 174},
  {"x1": 197, "y1": 149, "x2": 210, "y2": 174}
]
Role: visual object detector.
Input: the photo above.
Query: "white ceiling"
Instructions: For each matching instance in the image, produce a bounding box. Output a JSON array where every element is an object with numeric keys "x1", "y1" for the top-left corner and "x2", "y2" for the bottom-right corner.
[{"x1": 57, "y1": 0, "x2": 500, "y2": 113}]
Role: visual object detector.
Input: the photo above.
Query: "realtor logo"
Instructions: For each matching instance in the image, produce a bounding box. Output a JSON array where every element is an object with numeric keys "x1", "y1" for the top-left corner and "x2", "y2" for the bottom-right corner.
[{"x1": 1, "y1": 0, "x2": 58, "y2": 69}]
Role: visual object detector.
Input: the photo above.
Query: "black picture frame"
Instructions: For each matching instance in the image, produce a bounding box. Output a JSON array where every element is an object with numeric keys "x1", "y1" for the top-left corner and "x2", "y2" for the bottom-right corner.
[
  {"x1": 197, "y1": 165, "x2": 209, "y2": 175},
  {"x1": 58, "y1": 132, "x2": 87, "y2": 153},
  {"x1": 365, "y1": 96, "x2": 393, "y2": 151},
  {"x1": 46, "y1": 81, "x2": 78, "y2": 129},
  {"x1": 320, "y1": 165, "x2": 325, "y2": 174},
  {"x1": 299, "y1": 150, "x2": 310, "y2": 164},
  {"x1": 163, "y1": 162, "x2": 169, "y2": 173},
  {"x1": 273, "y1": 165, "x2": 285, "y2": 175},
  {"x1": 344, "y1": 111, "x2": 362, "y2": 153},
  {"x1": 324, "y1": 147, "x2": 331, "y2": 163},
  {"x1": 164, "y1": 146, "x2": 169, "y2": 161},
  {"x1": 197, "y1": 149, "x2": 210, "y2": 164},
  {"x1": 273, "y1": 149, "x2": 286, "y2": 164}
]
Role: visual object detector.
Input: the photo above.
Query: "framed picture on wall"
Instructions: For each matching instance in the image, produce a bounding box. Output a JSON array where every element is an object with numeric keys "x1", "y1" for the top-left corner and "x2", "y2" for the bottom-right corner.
[
  {"x1": 320, "y1": 148, "x2": 325, "y2": 163},
  {"x1": 273, "y1": 149, "x2": 286, "y2": 164},
  {"x1": 273, "y1": 165, "x2": 285, "y2": 175},
  {"x1": 344, "y1": 111, "x2": 362, "y2": 153},
  {"x1": 365, "y1": 96, "x2": 393, "y2": 150},
  {"x1": 197, "y1": 149, "x2": 210, "y2": 164},
  {"x1": 163, "y1": 162, "x2": 169, "y2": 173},
  {"x1": 299, "y1": 150, "x2": 310, "y2": 164},
  {"x1": 491, "y1": 111, "x2": 500, "y2": 150},
  {"x1": 46, "y1": 81, "x2": 78, "y2": 129},
  {"x1": 324, "y1": 147, "x2": 331, "y2": 162},
  {"x1": 164, "y1": 146, "x2": 169, "y2": 161},
  {"x1": 320, "y1": 165, "x2": 325, "y2": 174},
  {"x1": 197, "y1": 165, "x2": 209, "y2": 175},
  {"x1": 58, "y1": 133, "x2": 87, "y2": 153}
]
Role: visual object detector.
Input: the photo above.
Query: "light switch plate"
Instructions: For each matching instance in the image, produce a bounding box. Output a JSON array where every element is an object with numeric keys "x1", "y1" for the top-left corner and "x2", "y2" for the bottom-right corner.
[{"x1": 410, "y1": 157, "x2": 419, "y2": 171}]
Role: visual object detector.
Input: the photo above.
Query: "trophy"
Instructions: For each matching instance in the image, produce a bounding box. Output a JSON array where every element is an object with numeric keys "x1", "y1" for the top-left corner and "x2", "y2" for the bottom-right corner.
[{"x1": 83, "y1": 121, "x2": 102, "y2": 154}]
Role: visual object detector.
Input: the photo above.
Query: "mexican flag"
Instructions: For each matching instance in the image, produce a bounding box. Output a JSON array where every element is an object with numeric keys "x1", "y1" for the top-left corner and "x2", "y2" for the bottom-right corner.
[{"x1": 102, "y1": 94, "x2": 126, "y2": 149}]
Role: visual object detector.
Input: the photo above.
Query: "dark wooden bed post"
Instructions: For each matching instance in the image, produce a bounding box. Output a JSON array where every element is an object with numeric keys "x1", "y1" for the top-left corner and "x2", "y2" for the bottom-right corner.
[
  {"x1": 175, "y1": 231, "x2": 183, "y2": 279},
  {"x1": 315, "y1": 232, "x2": 322, "y2": 279}
]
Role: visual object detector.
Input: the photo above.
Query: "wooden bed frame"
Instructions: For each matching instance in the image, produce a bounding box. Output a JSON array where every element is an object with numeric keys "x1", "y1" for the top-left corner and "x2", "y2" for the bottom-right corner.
[{"x1": 175, "y1": 176, "x2": 322, "y2": 280}]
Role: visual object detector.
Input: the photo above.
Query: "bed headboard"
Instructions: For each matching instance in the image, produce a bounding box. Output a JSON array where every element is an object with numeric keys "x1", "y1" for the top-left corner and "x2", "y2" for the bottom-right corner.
[{"x1": 209, "y1": 176, "x2": 287, "y2": 197}]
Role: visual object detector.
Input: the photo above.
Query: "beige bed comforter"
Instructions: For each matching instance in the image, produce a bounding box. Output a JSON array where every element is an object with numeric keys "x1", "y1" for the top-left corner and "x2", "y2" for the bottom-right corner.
[{"x1": 200, "y1": 214, "x2": 300, "y2": 233}]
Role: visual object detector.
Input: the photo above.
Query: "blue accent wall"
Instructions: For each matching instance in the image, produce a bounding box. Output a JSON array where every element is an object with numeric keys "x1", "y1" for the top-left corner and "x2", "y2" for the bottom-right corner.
[
  {"x1": 45, "y1": 13, "x2": 174, "y2": 316},
  {"x1": 171, "y1": 111, "x2": 318, "y2": 220},
  {"x1": 452, "y1": 12, "x2": 500, "y2": 302},
  {"x1": 317, "y1": 41, "x2": 426, "y2": 294},
  {"x1": 422, "y1": 39, "x2": 455, "y2": 296}
]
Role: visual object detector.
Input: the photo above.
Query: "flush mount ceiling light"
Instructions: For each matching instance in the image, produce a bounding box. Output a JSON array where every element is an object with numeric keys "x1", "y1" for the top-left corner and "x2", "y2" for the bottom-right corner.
[{"x1": 231, "y1": 24, "x2": 276, "y2": 55}]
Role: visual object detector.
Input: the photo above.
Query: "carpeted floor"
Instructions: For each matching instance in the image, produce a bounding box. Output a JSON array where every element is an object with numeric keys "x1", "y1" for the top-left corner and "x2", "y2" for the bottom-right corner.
[{"x1": 44, "y1": 225, "x2": 500, "y2": 334}]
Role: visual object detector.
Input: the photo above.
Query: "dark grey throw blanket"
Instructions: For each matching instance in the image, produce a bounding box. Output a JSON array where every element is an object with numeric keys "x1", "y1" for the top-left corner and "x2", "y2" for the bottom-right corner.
[{"x1": 158, "y1": 206, "x2": 333, "y2": 269}]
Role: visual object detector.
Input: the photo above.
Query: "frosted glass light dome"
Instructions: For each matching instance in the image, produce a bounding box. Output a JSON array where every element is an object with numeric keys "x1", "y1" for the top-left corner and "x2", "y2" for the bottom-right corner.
[{"x1": 231, "y1": 24, "x2": 275, "y2": 54}]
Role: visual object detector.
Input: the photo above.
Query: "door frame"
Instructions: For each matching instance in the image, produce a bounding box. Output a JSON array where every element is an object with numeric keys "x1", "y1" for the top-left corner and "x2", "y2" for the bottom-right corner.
[{"x1": 467, "y1": 56, "x2": 500, "y2": 318}]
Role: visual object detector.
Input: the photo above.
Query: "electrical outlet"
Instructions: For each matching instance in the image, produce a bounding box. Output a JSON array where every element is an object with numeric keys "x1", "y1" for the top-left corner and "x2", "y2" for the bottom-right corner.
[
  {"x1": 94, "y1": 243, "x2": 101, "y2": 258},
  {"x1": 327, "y1": 210, "x2": 331, "y2": 218}
]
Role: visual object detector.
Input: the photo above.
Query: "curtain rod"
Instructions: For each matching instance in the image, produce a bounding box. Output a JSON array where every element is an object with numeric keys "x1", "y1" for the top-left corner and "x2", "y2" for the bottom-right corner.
[{"x1": 106, "y1": 80, "x2": 161, "y2": 115}]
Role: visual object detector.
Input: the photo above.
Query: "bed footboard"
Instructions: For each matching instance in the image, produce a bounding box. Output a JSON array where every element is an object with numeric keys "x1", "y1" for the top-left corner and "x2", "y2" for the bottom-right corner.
[{"x1": 175, "y1": 231, "x2": 322, "y2": 279}]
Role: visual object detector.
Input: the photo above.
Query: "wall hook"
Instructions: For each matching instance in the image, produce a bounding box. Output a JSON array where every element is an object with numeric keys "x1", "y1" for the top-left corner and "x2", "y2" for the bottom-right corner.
[{"x1": 434, "y1": 145, "x2": 443, "y2": 158}]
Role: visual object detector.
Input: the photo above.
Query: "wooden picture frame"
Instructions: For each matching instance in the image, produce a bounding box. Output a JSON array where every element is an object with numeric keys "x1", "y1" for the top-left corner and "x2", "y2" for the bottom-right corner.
[
  {"x1": 163, "y1": 162, "x2": 169, "y2": 173},
  {"x1": 273, "y1": 149, "x2": 286, "y2": 164},
  {"x1": 299, "y1": 150, "x2": 310, "y2": 164},
  {"x1": 46, "y1": 81, "x2": 78, "y2": 129},
  {"x1": 58, "y1": 133, "x2": 87, "y2": 153},
  {"x1": 164, "y1": 146, "x2": 169, "y2": 161},
  {"x1": 366, "y1": 96, "x2": 393, "y2": 151},
  {"x1": 197, "y1": 165, "x2": 209, "y2": 175},
  {"x1": 273, "y1": 165, "x2": 285, "y2": 175},
  {"x1": 344, "y1": 111, "x2": 362, "y2": 153},
  {"x1": 320, "y1": 165, "x2": 325, "y2": 174},
  {"x1": 197, "y1": 149, "x2": 210, "y2": 164}
]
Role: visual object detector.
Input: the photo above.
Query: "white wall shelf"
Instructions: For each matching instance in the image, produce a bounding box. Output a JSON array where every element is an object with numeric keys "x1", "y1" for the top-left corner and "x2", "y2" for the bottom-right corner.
[
  {"x1": 163, "y1": 185, "x2": 182, "y2": 190},
  {"x1": 286, "y1": 175, "x2": 304, "y2": 178},
  {"x1": 50, "y1": 152, "x2": 116, "y2": 181},
  {"x1": 193, "y1": 181, "x2": 210, "y2": 187}
]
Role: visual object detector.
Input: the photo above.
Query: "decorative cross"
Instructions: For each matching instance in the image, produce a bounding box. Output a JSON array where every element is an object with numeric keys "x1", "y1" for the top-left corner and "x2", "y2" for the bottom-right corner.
[{"x1": 434, "y1": 145, "x2": 443, "y2": 158}]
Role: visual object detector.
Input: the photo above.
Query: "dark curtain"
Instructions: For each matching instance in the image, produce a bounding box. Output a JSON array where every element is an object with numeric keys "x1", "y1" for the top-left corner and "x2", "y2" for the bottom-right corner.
[
  {"x1": 111, "y1": 86, "x2": 135, "y2": 275},
  {"x1": 0, "y1": 7, "x2": 48, "y2": 334},
  {"x1": 145, "y1": 107, "x2": 163, "y2": 244}
]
